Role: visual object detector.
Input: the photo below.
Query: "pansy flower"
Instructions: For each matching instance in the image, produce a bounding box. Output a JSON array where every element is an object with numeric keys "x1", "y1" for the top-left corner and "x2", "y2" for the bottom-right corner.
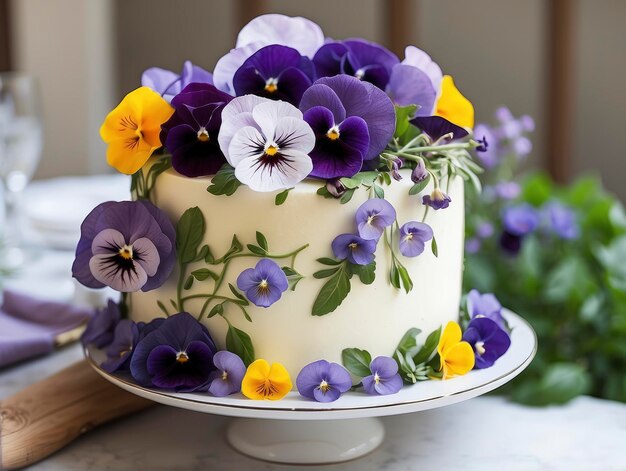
[
  {"x1": 296, "y1": 360, "x2": 352, "y2": 403},
  {"x1": 467, "y1": 289, "x2": 506, "y2": 329},
  {"x1": 101, "y1": 319, "x2": 139, "y2": 373},
  {"x1": 100, "y1": 87, "x2": 174, "y2": 175},
  {"x1": 462, "y1": 317, "x2": 511, "y2": 369},
  {"x1": 331, "y1": 234, "x2": 377, "y2": 266},
  {"x1": 299, "y1": 75, "x2": 396, "y2": 178},
  {"x1": 386, "y1": 64, "x2": 436, "y2": 113},
  {"x1": 423, "y1": 188, "x2": 452, "y2": 210},
  {"x1": 434, "y1": 75, "x2": 474, "y2": 129},
  {"x1": 400, "y1": 46, "x2": 443, "y2": 96},
  {"x1": 355, "y1": 198, "x2": 396, "y2": 241},
  {"x1": 494, "y1": 181, "x2": 521, "y2": 200},
  {"x1": 236, "y1": 258, "x2": 289, "y2": 308},
  {"x1": 362, "y1": 356, "x2": 403, "y2": 396},
  {"x1": 411, "y1": 115, "x2": 469, "y2": 143},
  {"x1": 502, "y1": 204, "x2": 539, "y2": 236},
  {"x1": 160, "y1": 83, "x2": 233, "y2": 177},
  {"x1": 241, "y1": 359, "x2": 292, "y2": 400},
  {"x1": 437, "y1": 321, "x2": 475, "y2": 379},
  {"x1": 72, "y1": 200, "x2": 176, "y2": 293},
  {"x1": 543, "y1": 201, "x2": 579, "y2": 239},
  {"x1": 141, "y1": 60, "x2": 213, "y2": 103},
  {"x1": 398, "y1": 221, "x2": 433, "y2": 257},
  {"x1": 130, "y1": 312, "x2": 217, "y2": 390},
  {"x1": 81, "y1": 299, "x2": 121, "y2": 348},
  {"x1": 207, "y1": 351, "x2": 247, "y2": 397},
  {"x1": 233, "y1": 45, "x2": 316, "y2": 106},
  {"x1": 218, "y1": 96, "x2": 315, "y2": 192}
]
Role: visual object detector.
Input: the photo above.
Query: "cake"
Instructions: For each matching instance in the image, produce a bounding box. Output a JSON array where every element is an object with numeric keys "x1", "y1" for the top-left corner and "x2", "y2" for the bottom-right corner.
[{"x1": 75, "y1": 14, "x2": 512, "y2": 401}]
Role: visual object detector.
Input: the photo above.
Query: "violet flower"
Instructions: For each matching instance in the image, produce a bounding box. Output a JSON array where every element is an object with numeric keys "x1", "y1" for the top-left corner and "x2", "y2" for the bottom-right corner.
[
  {"x1": 398, "y1": 221, "x2": 433, "y2": 257},
  {"x1": 101, "y1": 319, "x2": 139, "y2": 373},
  {"x1": 499, "y1": 231, "x2": 523, "y2": 256},
  {"x1": 386, "y1": 64, "x2": 436, "y2": 113},
  {"x1": 502, "y1": 204, "x2": 539, "y2": 236},
  {"x1": 356, "y1": 198, "x2": 396, "y2": 241},
  {"x1": 142, "y1": 60, "x2": 213, "y2": 103},
  {"x1": 423, "y1": 188, "x2": 451, "y2": 210},
  {"x1": 411, "y1": 160, "x2": 428, "y2": 183},
  {"x1": 300, "y1": 75, "x2": 396, "y2": 172},
  {"x1": 72, "y1": 200, "x2": 176, "y2": 293},
  {"x1": 130, "y1": 312, "x2": 217, "y2": 390},
  {"x1": 467, "y1": 289, "x2": 505, "y2": 329},
  {"x1": 296, "y1": 360, "x2": 352, "y2": 402},
  {"x1": 462, "y1": 317, "x2": 511, "y2": 369},
  {"x1": 412, "y1": 116, "x2": 468, "y2": 142},
  {"x1": 81, "y1": 299, "x2": 121, "y2": 348},
  {"x1": 543, "y1": 202, "x2": 579, "y2": 240},
  {"x1": 476, "y1": 222, "x2": 494, "y2": 239},
  {"x1": 400, "y1": 45, "x2": 443, "y2": 95},
  {"x1": 362, "y1": 356, "x2": 403, "y2": 395},
  {"x1": 465, "y1": 238, "x2": 481, "y2": 254},
  {"x1": 236, "y1": 259, "x2": 289, "y2": 308},
  {"x1": 494, "y1": 181, "x2": 521, "y2": 200},
  {"x1": 233, "y1": 45, "x2": 316, "y2": 106},
  {"x1": 207, "y1": 351, "x2": 246, "y2": 397},
  {"x1": 332, "y1": 234, "x2": 377, "y2": 266},
  {"x1": 160, "y1": 83, "x2": 233, "y2": 177}
]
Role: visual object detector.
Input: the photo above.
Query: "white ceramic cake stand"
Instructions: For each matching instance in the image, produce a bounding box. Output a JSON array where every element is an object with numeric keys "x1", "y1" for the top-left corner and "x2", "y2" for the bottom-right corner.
[{"x1": 85, "y1": 310, "x2": 536, "y2": 465}]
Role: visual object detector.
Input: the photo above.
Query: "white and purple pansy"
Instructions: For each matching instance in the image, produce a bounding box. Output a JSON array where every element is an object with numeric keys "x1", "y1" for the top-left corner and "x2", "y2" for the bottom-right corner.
[
  {"x1": 218, "y1": 96, "x2": 315, "y2": 192},
  {"x1": 72, "y1": 200, "x2": 176, "y2": 293},
  {"x1": 236, "y1": 258, "x2": 289, "y2": 308}
]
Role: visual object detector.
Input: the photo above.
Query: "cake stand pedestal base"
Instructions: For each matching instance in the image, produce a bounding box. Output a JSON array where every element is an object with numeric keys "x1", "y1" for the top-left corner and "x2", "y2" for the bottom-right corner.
[{"x1": 226, "y1": 417, "x2": 385, "y2": 465}]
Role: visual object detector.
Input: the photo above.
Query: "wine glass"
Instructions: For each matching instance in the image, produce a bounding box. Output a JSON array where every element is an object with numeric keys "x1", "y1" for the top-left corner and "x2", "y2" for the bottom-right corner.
[{"x1": 0, "y1": 73, "x2": 43, "y2": 267}]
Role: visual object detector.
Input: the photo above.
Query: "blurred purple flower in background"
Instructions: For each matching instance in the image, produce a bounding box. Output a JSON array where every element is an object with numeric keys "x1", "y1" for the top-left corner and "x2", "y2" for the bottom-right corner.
[
  {"x1": 543, "y1": 201, "x2": 579, "y2": 239},
  {"x1": 494, "y1": 181, "x2": 522, "y2": 200},
  {"x1": 465, "y1": 238, "x2": 481, "y2": 254},
  {"x1": 142, "y1": 61, "x2": 213, "y2": 103},
  {"x1": 502, "y1": 204, "x2": 539, "y2": 236}
]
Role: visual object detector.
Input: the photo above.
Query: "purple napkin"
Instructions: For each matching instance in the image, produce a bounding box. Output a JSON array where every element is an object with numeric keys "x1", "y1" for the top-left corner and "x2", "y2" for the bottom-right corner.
[{"x1": 0, "y1": 290, "x2": 94, "y2": 368}]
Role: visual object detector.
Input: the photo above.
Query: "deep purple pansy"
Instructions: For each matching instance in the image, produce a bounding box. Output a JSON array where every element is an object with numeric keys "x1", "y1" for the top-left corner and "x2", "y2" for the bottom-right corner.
[
  {"x1": 462, "y1": 317, "x2": 511, "y2": 369},
  {"x1": 543, "y1": 201, "x2": 579, "y2": 240},
  {"x1": 423, "y1": 188, "x2": 451, "y2": 210},
  {"x1": 502, "y1": 204, "x2": 539, "y2": 236},
  {"x1": 81, "y1": 299, "x2": 121, "y2": 348},
  {"x1": 207, "y1": 351, "x2": 247, "y2": 397},
  {"x1": 331, "y1": 233, "x2": 377, "y2": 266},
  {"x1": 398, "y1": 221, "x2": 433, "y2": 257},
  {"x1": 499, "y1": 230, "x2": 523, "y2": 256},
  {"x1": 300, "y1": 75, "x2": 396, "y2": 176},
  {"x1": 362, "y1": 356, "x2": 403, "y2": 396},
  {"x1": 160, "y1": 83, "x2": 233, "y2": 177},
  {"x1": 142, "y1": 60, "x2": 214, "y2": 103},
  {"x1": 236, "y1": 258, "x2": 289, "y2": 308},
  {"x1": 467, "y1": 289, "x2": 505, "y2": 329},
  {"x1": 355, "y1": 198, "x2": 396, "y2": 241},
  {"x1": 130, "y1": 312, "x2": 217, "y2": 390},
  {"x1": 233, "y1": 45, "x2": 316, "y2": 106},
  {"x1": 72, "y1": 200, "x2": 176, "y2": 293},
  {"x1": 101, "y1": 319, "x2": 140, "y2": 373},
  {"x1": 296, "y1": 360, "x2": 352, "y2": 403},
  {"x1": 412, "y1": 116, "x2": 469, "y2": 142}
]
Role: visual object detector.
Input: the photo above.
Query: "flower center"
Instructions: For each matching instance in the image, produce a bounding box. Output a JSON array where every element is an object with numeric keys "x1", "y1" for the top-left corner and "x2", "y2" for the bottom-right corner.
[
  {"x1": 255, "y1": 380, "x2": 279, "y2": 398},
  {"x1": 176, "y1": 351, "x2": 190, "y2": 363},
  {"x1": 319, "y1": 380, "x2": 331, "y2": 393},
  {"x1": 265, "y1": 143, "x2": 279, "y2": 157},
  {"x1": 197, "y1": 127, "x2": 210, "y2": 142},
  {"x1": 222, "y1": 371, "x2": 229, "y2": 381},
  {"x1": 367, "y1": 214, "x2": 376, "y2": 225},
  {"x1": 119, "y1": 346, "x2": 132, "y2": 358},
  {"x1": 326, "y1": 126, "x2": 340, "y2": 140},
  {"x1": 348, "y1": 242, "x2": 358, "y2": 250},
  {"x1": 118, "y1": 244, "x2": 134, "y2": 260},
  {"x1": 403, "y1": 233, "x2": 414, "y2": 242},
  {"x1": 432, "y1": 188, "x2": 444, "y2": 201},
  {"x1": 355, "y1": 68, "x2": 365, "y2": 80},
  {"x1": 475, "y1": 341, "x2": 486, "y2": 355},
  {"x1": 264, "y1": 78, "x2": 278, "y2": 93},
  {"x1": 258, "y1": 279, "x2": 270, "y2": 294},
  {"x1": 374, "y1": 372, "x2": 381, "y2": 384}
]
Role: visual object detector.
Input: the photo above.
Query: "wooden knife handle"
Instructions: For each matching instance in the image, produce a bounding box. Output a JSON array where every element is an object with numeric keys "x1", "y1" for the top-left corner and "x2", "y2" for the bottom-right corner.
[{"x1": 0, "y1": 360, "x2": 152, "y2": 470}]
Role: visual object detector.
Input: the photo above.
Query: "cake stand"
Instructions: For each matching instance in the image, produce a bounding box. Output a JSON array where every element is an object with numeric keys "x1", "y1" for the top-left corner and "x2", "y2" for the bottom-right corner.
[{"x1": 85, "y1": 310, "x2": 536, "y2": 465}]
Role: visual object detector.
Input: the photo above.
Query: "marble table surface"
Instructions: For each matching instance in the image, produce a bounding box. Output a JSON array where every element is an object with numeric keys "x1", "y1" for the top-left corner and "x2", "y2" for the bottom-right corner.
[{"x1": 2, "y1": 343, "x2": 625, "y2": 471}]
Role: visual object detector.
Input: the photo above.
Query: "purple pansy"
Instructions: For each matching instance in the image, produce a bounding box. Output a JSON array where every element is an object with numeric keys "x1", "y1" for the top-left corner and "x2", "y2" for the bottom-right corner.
[
  {"x1": 300, "y1": 75, "x2": 396, "y2": 172},
  {"x1": 412, "y1": 116, "x2": 469, "y2": 142},
  {"x1": 543, "y1": 202, "x2": 579, "y2": 239},
  {"x1": 356, "y1": 198, "x2": 396, "y2": 241},
  {"x1": 502, "y1": 204, "x2": 539, "y2": 236},
  {"x1": 423, "y1": 188, "x2": 452, "y2": 210},
  {"x1": 499, "y1": 231, "x2": 523, "y2": 256},
  {"x1": 462, "y1": 317, "x2": 511, "y2": 369},
  {"x1": 494, "y1": 181, "x2": 521, "y2": 200},
  {"x1": 72, "y1": 200, "x2": 176, "y2": 293},
  {"x1": 362, "y1": 356, "x2": 403, "y2": 396},
  {"x1": 465, "y1": 238, "x2": 481, "y2": 254},
  {"x1": 101, "y1": 319, "x2": 140, "y2": 373},
  {"x1": 386, "y1": 64, "x2": 436, "y2": 113},
  {"x1": 236, "y1": 258, "x2": 289, "y2": 308},
  {"x1": 473, "y1": 124, "x2": 499, "y2": 168},
  {"x1": 332, "y1": 234, "x2": 377, "y2": 266},
  {"x1": 81, "y1": 299, "x2": 121, "y2": 348},
  {"x1": 467, "y1": 289, "x2": 505, "y2": 329},
  {"x1": 130, "y1": 312, "x2": 217, "y2": 390},
  {"x1": 398, "y1": 221, "x2": 433, "y2": 257},
  {"x1": 296, "y1": 360, "x2": 353, "y2": 403},
  {"x1": 207, "y1": 351, "x2": 246, "y2": 397},
  {"x1": 476, "y1": 222, "x2": 494, "y2": 239},
  {"x1": 160, "y1": 83, "x2": 233, "y2": 177},
  {"x1": 233, "y1": 45, "x2": 316, "y2": 106},
  {"x1": 141, "y1": 60, "x2": 213, "y2": 103},
  {"x1": 401, "y1": 45, "x2": 443, "y2": 95}
]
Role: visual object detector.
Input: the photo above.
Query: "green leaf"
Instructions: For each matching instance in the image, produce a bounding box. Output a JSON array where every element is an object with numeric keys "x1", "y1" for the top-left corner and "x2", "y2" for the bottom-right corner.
[
  {"x1": 255, "y1": 231, "x2": 268, "y2": 251},
  {"x1": 512, "y1": 363, "x2": 591, "y2": 406},
  {"x1": 339, "y1": 177, "x2": 361, "y2": 189},
  {"x1": 223, "y1": 235, "x2": 243, "y2": 259},
  {"x1": 228, "y1": 283, "x2": 249, "y2": 305},
  {"x1": 191, "y1": 268, "x2": 218, "y2": 281},
  {"x1": 349, "y1": 261, "x2": 376, "y2": 285},
  {"x1": 183, "y1": 275, "x2": 194, "y2": 290},
  {"x1": 282, "y1": 266, "x2": 304, "y2": 291},
  {"x1": 394, "y1": 104, "x2": 418, "y2": 138},
  {"x1": 520, "y1": 173, "x2": 552, "y2": 206},
  {"x1": 317, "y1": 257, "x2": 343, "y2": 266},
  {"x1": 313, "y1": 267, "x2": 340, "y2": 279},
  {"x1": 408, "y1": 175, "x2": 430, "y2": 196},
  {"x1": 226, "y1": 325, "x2": 255, "y2": 366},
  {"x1": 395, "y1": 327, "x2": 422, "y2": 355},
  {"x1": 412, "y1": 326, "x2": 442, "y2": 365},
  {"x1": 373, "y1": 185, "x2": 385, "y2": 199},
  {"x1": 341, "y1": 347, "x2": 372, "y2": 377},
  {"x1": 352, "y1": 171, "x2": 379, "y2": 186},
  {"x1": 275, "y1": 188, "x2": 291, "y2": 205},
  {"x1": 397, "y1": 265, "x2": 414, "y2": 293},
  {"x1": 247, "y1": 244, "x2": 267, "y2": 256},
  {"x1": 312, "y1": 266, "x2": 352, "y2": 316},
  {"x1": 156, "y1": 300, "x2": 169, "y2": 316},
  {"x1": 207, "y1": 164, "x2": 241, "y2": 196},
  {"x1": 381, "y1": 171, "x2": 392, "y2": 185},
  {"x1": 207, "y1": 303, "x2": 224, "y2": 318},
  {"x1": 316, "y1": 186, "x2": 334, "y2": 199},
  {"x1": 431, "y1": 236, "x2": 439, "y2": 257},
  {"x1": 389, "y1": 260, "x2": 401, "y2": 289},
  {"x1": 176, "y1": 207, "x2": 205, "y2": 264},
  {"x1": 204, "y1": 246, "x2": 215, "y2": 264},
  {"x1": 340, "y1": 188, "x2": 356, "y2": 204},
  {"x1": 194, "y1": 245, "x2": 209, "y2": 262}
]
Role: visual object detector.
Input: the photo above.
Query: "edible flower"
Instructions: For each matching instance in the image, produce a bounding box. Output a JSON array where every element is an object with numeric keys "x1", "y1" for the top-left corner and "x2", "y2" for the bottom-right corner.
[
  {"x1": 72, "y1": 200, "x2": 176, "y2": 293},
  {"x1": 99, "y1": 87, "x2": 174, "y2": 175},
  {"x1": 236, "y1": 259, "x2": 289, "y2": 308},
  {"x1": 502, "y1": 204, "x2": 539, "y2": 236},
  {"x1": 411, "y1": 115, "x2": 468, "y2": 142},
  {"x1": 462, "y1": 317, "x2": 511, "y2": 369},
  {"x1": 422, "y1": 188, "x2": 452, "y2": 210},
  {"x1": 101, "y1": 319, "x2": 139, "y2": 373},
  {"x1": 435, "y1": 75, "x2": 474, "y2": 129},
  {"x1": 543, "y1": 201, "x2": 579, "y2": 240},
  {"x1": 331, "y1": 234, "x2": 377, "y2": 265},
  {"x1": 241, "y1": 359, "x2": 292, "y2": 400},
  {"x1": 81, "y1": 299, "x2": 121, "y2": 348},
  {"x1": 362, "y1": 356, "x2": 403, "y2": 395},
  {"x1": 296, "y1": 360, "x2": 352, "y2": 402},
  {"x1": 355, "y1": 198, "x2": 396, "y2": 241},
  {"x1": 437, "y1": 321, "x2": 475, "y2": 379},
  {"x1": 398, "y1": 221, "x2": 433, "y2": 257},
  {"x1": 207, "y1": 351, "x2": 247, "y2": 397},
  {"x1": 141, "y1": 60, "x2": 213, "y2": 103},
  {"x1": 467, "y1": 289, "x2": 506, "y2": 329}
]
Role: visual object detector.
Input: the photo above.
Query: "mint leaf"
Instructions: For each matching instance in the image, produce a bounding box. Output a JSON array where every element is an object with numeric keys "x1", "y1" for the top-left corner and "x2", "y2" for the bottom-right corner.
[
  {"x1": 342, "y1": 348, "x2": 372, "y2": 377},
  {"x1": 395, "y1": 327, "x2": 422, "y2": 356},
  {"x1": 207, "y1": 164, "x2": 241, "y2": 196},
  {"x1": 176, "y1": 207, "x2": 205, "y2": 264},
  {"x1": 413, "y1": 326, "x2": 442, "y2": 365},
  {"x1": 312, "y1": 265, "x2": 351, "y2": 316},
  {"x1": 226, "y1": 325, "x2": 255, "y2": 366}
]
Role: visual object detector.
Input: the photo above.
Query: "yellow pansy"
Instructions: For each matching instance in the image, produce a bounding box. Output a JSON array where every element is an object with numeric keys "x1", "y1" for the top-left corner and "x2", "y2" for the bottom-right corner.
[
  {"x1": 435, "y1": 75, "x2": 474, "y2": 129},
  {"x1": 99, "y1": 87, "x2": 174, "y2": 175},
  {"x1": 241, "y1": 359, "x2": 292, "y2": 400},
  {"x1": 437, "y1": 321, "x2": 475, "y2": 379}
]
